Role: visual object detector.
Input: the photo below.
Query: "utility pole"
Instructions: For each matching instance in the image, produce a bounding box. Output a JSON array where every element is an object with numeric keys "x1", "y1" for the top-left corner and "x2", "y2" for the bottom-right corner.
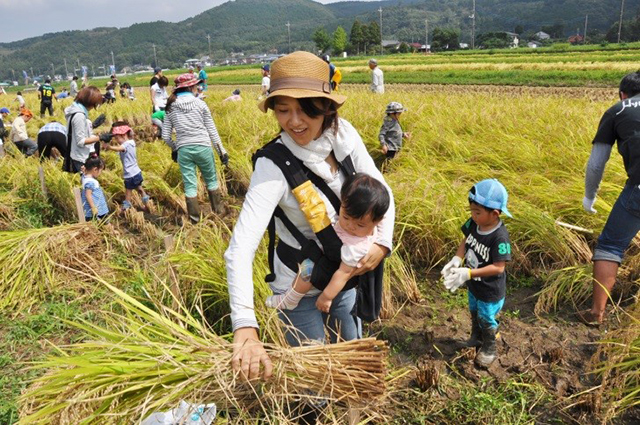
[
  {"x1": 30, "y1": 67, "x2": 34, "y2": 78},
  {"x1": 378, "y1": 7, "x2": 383, "y2": 55},
  {"x1": 152, "y1": 44, "x2": 157, "y2": 68},
  {"x1": 618, "y1": 0, "x2": 625, "y2": 44},
  {"x1": 51, "y1": 63, "x2": 55, "y2": 78},
  {"x1": 77, "y1": 58, "x2": 80, "y2": 68},
  {"x1": 111, "y1": 51, "x2": 115, "y2": 71},
  {"x1": 584, "y1": 15, "x2": 589, "y2": 44},
  {"x1": 286, "y1": 22, "x2": 291, "y2": 53},
  {"x1": 425, "y1": 18, "x2": 429, "y2": 54},
  {"x1": 471, "y1": 0, "x2": 476, "y2": 49},
  {"x1": 64, "y1": 58, "x2": 68, "y2": 76},
  {"x1": 11, "y1": 69, "x2": 15, "y2": 81},
  {"x1": 207, "y1": 34, "x2": 211, "y2": 62}
]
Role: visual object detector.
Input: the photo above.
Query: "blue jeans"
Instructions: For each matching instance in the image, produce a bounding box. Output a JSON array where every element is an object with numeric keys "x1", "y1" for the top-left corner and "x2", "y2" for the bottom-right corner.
[
  {"x1": 277, "y1": 288, "x2": 362, "y2": 347},
  {"x1": 468, "y1": 291, "x2": 504, "y2": 329},
  {"x1": 593, "y1": 184, "x2": 640, "y2": 263}
]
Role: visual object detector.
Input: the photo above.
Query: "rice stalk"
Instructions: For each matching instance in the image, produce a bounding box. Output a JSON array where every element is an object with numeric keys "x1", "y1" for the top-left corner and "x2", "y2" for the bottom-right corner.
[
  {"x1": 589, "y1": 301, "x2": 640, "y2": 421},
  {"x1": 0, "y1": 223, "x2": 108, "y2": 312},
  {"x1": 19, "y1": 280, "x2": 390, "y2": 424}
]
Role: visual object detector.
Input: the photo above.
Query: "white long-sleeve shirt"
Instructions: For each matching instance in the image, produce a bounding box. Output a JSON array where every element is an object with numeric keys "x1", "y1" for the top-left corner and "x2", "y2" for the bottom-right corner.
[
  {"x1": 224, "y1": 121, "x2": 395, "y2": 331},
  {"x1": 370, "y1": 67, "x2": 384, "y2": 93}
]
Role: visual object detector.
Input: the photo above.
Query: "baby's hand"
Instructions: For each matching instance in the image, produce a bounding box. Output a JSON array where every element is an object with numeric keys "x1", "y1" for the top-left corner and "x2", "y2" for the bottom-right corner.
[{"x1": 316, "y1": 293, "x2": 333, "y2": 313}]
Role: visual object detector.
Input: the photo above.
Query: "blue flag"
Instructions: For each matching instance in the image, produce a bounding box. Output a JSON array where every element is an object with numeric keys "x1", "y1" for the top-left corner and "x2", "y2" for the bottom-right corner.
[
  {"x1": 109, "y1": 65, "x2": 116, "y2": 75},
  {"x1": 22, "y1": 70, "x2": 28, "y2": 79},
  {"x1": 82, "y1": 66, "x2": 88, "y2": 77}
]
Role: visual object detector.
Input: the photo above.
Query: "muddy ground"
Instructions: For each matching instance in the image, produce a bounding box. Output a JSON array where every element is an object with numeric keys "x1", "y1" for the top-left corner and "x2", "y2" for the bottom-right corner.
[{"x1": 368, "y1": 277, "x2": 639, "y2": 424}]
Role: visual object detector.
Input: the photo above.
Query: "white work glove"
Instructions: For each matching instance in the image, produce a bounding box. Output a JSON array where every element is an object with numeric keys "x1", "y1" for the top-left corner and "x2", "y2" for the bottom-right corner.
[
  {"x1": 441, "y1": 256, "x2": 463, "y2": 278},
  {"x1": 582, "y1": 196, "x2": 597, "y2": 214},
  {"x1": 443, "y1": 267, "x2": 471, "y2": 293}
]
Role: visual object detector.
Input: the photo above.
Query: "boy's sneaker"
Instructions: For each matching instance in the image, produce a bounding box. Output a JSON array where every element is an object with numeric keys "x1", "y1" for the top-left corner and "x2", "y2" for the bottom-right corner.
[
  {"x1": 121, "y1": 200, "x2": 132, "y2": 211},
  {"x1": 142, "y1": 195, "x2": 150, "y2": 204}
]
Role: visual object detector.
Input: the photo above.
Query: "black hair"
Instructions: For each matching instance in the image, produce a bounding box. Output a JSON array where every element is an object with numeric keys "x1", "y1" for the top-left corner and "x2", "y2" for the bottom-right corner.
[
  {"x1": 84, "y1": 154, "x2": 105, "y2": 171},
  {"x1": 17, "y1": 91, "x2": 21, "y2": 95},
  {"x1": 165, "y1": 86, "x2": 192, "y2": 112},
  {"x1": 619, "y1": 71, "x2": 640, "y2": 97},
  {"x1": 45, "y1": 79, "x2": 51, "y2": 83},
  {"x1": 268, "y1": 96, "x2": 339, "y2": 135},
  {"x1": 340, "y1": 173, "x2": 390, "y2": 222},
  {"x1": 233, "y1": 88, "x2": 240, "y2": 95},
  {"x1": 157, "y1": 76, "x2": 169, "y2": 88},
  {"x1": 73, "y1": 76, "x2": 78, "y2": 80}
]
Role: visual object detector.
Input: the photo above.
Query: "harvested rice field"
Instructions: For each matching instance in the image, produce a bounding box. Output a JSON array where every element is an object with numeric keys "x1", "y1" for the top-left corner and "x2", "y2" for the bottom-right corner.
[{"x1": 0, "y1": 83, "x2": 638, "y2": 424}]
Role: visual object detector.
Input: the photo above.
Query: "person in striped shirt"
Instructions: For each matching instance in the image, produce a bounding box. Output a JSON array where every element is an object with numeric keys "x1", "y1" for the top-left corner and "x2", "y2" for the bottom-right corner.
[{"x1": 162, "y1": 73, "x2": 229, "y2": 222}]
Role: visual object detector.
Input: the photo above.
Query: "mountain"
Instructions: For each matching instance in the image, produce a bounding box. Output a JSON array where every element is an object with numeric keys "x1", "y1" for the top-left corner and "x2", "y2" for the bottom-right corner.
[{"x1": 1, "y1": 0, "x2": 638, "y2": 81}]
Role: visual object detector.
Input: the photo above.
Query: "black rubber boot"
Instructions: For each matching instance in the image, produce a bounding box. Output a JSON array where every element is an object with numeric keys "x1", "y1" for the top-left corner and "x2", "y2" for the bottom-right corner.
[
  {"x1": 207, "y1": 189, "x2": 225, "y2": 216},
  {"x1": 466, "y1": 311, "x2": 482, "y2": 348},
  {"x1": 185, "y1": 196, "x2": 201, "y2": 224},
  {"x1": 475, "y1": 325, "x2": 497, "y2": 368}
]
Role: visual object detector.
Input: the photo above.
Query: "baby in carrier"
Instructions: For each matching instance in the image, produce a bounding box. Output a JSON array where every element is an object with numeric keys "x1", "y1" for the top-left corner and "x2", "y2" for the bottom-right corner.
[{"x1": 266, "y1": 172, "x2": 390, "y2": 313}]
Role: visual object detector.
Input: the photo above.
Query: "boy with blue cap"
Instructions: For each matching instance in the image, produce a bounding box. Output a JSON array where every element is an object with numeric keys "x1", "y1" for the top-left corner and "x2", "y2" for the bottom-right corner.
[{"x1": 441, "y1": 178, "x2": 512, "y2": 368}]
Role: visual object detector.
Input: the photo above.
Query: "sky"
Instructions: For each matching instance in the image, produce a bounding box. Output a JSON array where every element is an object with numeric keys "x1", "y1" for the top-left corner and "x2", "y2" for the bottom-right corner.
[{"x1": 0, "y1": 0, "x2": 374, "y2": 43}]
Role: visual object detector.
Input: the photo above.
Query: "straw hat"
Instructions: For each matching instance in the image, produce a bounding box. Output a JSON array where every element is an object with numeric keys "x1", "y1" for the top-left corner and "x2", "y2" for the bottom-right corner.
[{"x1": 258, "y1": 51, "x2": 347, "y2": 113}]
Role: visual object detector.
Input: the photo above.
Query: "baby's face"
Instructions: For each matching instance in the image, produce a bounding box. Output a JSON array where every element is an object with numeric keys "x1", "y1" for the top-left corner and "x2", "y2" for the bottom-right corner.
[{"x1": 338, "y1": 207, "x2": 377, "y2": 238}]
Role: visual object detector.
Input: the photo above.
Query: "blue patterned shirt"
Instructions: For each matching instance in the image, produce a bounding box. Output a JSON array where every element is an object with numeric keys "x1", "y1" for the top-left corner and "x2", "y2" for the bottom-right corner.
[{"x1": 81, "y1": 175, "x2": 109, "y2": 218}]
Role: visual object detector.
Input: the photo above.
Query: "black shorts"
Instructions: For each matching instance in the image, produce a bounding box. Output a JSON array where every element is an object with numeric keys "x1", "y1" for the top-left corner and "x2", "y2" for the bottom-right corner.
[
  {"x1": 124, "y1": 172, "x2": 143, "y2": 190},
  {"x1": 385, "y1": 150, "x2": 397, "y2": 159},
  {"x1": 37, "y1": 131, "x2": 67, "y2": 160},
  {"x1": 40, "y1": 102, "x2": 53, "y2": 116}
]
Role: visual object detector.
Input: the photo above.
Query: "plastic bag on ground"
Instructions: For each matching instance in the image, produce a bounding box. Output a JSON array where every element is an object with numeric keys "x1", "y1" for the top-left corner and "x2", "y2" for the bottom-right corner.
[{"x1": 140, "y1": 400, "x2": 217, "y2": 425}]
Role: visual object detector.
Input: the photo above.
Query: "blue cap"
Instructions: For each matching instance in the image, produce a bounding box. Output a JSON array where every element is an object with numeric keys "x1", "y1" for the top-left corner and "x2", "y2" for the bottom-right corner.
[
  {"x1": 0, "y1": 107, "x2": 9, "y2": 114},
  {"x1": 262, "y1": 64, "x2": 270, "y2": 71},
  {"x1": 469, "y1": 179, "x2": 512, "y2": 218}
]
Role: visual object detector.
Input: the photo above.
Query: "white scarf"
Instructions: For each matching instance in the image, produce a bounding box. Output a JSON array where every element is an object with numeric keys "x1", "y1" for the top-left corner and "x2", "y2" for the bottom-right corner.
[{"x1": 280, "y1": 118, "x2": 356, "y2": 181}]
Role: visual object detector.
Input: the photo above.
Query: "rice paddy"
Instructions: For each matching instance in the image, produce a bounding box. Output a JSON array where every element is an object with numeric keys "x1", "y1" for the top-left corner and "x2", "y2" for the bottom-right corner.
[{"x1": 0, "y1": 62, "x2": 638, "y2": 423}]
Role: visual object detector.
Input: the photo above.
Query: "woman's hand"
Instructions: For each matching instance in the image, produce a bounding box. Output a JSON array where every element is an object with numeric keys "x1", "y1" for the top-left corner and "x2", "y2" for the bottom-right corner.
[
  {"x1": 316, "y1": 293, "x2": 333, "y2": 313},
  {"x1": 353, "y1": 243, "x2": 389, "y2": 276},
  {"x1": 381, "y1": 144, "x2": 388, "y2": 154},
  {"x1": 231, "y1": 327, "x2": 273, "y2": 381}
]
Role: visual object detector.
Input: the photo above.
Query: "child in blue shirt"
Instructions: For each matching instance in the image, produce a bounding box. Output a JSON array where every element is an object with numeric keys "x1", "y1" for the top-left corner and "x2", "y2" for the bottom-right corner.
[
  {"x1": 102, "y1": 121, "x2": 149, "y2": 211},
  {"x1": 81, "y1": 155, "x2": 109, "y2": 220},
  {"x1": 441, "y1": 179, "x2": 512, "y2": 368}
]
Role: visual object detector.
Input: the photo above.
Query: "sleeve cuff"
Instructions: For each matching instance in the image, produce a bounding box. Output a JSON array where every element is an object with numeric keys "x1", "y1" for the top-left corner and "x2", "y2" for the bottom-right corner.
[{"x1": 232, "y1": 318, "x2": 260, "y2": 332}]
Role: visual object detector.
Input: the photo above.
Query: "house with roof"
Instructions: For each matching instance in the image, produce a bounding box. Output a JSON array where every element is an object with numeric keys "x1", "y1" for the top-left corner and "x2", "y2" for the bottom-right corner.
[
  {"x1": 534, "y1": 31, "x2": 551, "y2": 40},
  {"x1": 527, "y1": 40, "x2": 543, "y2": 48}
]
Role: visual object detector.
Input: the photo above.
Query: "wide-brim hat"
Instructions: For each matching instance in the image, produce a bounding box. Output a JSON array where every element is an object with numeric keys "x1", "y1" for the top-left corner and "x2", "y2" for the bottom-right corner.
[
  {"x1": 174, "y1": 73, "x2": 201, "y2": 89},
  {"x1": 258, "y1": 51, "x2": 347, "y2": 113}
]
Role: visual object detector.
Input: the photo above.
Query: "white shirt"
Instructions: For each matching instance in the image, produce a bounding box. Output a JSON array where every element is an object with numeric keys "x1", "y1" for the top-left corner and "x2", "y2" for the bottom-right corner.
[
  {"x1": 224, "y1": 119, "x2": 395, "y2": 331},
  {"x1": 151, "y1": 83, "x2": 168, "y2": 110},
  {"x1": 70, "y1": 80, "x2": 78, "y2": 95},
  {"x1": 371, "y1": 67, "x2": 384, "y2": 93},
  {"x1": 261, "y1": 76, "x2": 270, "y2": 91}
]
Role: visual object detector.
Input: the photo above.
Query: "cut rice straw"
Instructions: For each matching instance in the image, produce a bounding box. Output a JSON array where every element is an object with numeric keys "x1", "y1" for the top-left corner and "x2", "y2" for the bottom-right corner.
[{"x1": 19, "y1": 278, "x2": 391, "y2": 424}]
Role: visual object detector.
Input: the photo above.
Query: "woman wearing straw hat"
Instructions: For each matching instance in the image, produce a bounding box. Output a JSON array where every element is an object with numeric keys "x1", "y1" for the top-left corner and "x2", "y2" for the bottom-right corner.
[
  {"x1": 162, "y1": 73, "x2": 229, "y2": 221},
  {"x1": 225, "y1": 51, "x2": 395, "y2": 384}
]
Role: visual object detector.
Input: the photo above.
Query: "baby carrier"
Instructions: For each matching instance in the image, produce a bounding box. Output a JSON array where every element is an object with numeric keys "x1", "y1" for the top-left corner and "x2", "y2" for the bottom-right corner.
[{"x1": 252, "y1": 138, "x2": 384, "y2": 322}]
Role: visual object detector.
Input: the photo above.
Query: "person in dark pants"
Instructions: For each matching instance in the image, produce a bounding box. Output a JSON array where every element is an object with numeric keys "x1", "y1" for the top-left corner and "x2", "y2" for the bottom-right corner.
[
  {"x1": 378, "y1": 102, "x2": 411, "y2": 162},
  {"x1": 38, "y1": 79, "x2": 56, "y2": 118},
  {"x1": 37, "y1": 121, "x2": 67, "y2": 161},
  {"x1": 579, "y1": 71, "x2": 640, "y2": 325}
]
